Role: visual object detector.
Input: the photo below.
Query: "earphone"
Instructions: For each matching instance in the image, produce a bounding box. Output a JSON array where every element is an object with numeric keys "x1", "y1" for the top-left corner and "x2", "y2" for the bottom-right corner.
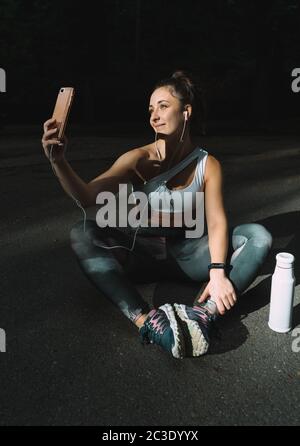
[
  {"x1": 94, "y1": 182, "x2": 165, "y2": 253},
  {"x1": 180, "y1": 110, "x2": 188, "y2": 142},
  {"x1": 49, "y1": 109, "x2": 189, "y2": 252},
  {"x1": 49, "y1": 144, "x2": 88, "y2": 232},
  {"x1": 101, "y1": 110, "x2": 189, "y2": 250},
  {"x1": 49, "y1": 143, "x2": 163, "y2": 252}
]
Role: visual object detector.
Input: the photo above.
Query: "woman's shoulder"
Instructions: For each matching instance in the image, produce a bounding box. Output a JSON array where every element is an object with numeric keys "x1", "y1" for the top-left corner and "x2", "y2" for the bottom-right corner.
[
  {"x1": 204, "y1": 154, "x2": 222, "y2": 182},
  {"x1": 133, "y1": 143, "x2": 156, "y2": 158},
  {"x1": 206, "y1": 153, "x2": 220, "y2": 165},
  {"x1": 124, "y1": 143, "x2": 155, "y2": 163}
]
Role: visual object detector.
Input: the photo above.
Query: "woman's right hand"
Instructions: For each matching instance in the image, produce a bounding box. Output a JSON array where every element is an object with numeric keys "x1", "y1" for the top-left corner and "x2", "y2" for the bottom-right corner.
[{"x1": 41, "y1": 118, "x2": 67, "y2": 163}]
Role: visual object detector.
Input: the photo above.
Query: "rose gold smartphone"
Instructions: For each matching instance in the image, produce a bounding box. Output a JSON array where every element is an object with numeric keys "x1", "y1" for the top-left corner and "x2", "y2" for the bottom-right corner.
[{"x1": 51, "y1": 87, "x2": 75, "y2": 140}]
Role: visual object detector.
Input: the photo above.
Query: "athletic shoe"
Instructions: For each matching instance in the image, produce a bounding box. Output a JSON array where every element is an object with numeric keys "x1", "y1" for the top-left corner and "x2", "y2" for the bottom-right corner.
[
  {"x1": 174, "y1": 303, "x2": 213, "y2": 357},
  {"x1": 139, "y1": 304, "x2": 184, "y2": 359}
]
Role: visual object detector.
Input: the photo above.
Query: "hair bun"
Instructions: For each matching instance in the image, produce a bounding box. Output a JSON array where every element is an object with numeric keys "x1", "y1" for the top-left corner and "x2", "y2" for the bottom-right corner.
[
  {"x1": 171, "y1": 70, "x2": 187, "y2": 79},
  {"x1": 171, "y1": 70, "x2": 194, "y2": 88}
]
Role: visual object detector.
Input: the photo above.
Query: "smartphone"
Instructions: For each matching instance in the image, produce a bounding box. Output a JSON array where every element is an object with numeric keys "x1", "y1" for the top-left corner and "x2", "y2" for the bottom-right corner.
[{"x1": 51, "y1": 87, "x2": 75, "y2": 140}]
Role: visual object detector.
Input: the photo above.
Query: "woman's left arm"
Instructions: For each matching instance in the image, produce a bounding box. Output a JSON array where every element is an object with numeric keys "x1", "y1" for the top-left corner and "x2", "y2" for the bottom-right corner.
[{"x1": 198, "y1": 155, "x2": 237, "y2": 315}]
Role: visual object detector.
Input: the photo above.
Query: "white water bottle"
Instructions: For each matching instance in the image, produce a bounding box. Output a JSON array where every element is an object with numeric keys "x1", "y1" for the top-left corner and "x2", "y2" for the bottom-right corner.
[{"x1": 268, "y1": 252, "x2": 295, "y2": 333}]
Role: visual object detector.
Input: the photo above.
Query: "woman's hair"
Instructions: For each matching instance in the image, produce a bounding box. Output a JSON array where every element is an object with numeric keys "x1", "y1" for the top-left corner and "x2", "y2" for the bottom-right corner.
[{"x1": 152, "y1": 70, "x2": 203, "y2": 136}]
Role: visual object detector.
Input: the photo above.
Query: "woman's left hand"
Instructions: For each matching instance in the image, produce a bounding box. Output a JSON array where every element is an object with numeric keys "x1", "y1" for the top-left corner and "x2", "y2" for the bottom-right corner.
[{"x1": 198, "y1": 273, "x2": 237, "y2": 315}]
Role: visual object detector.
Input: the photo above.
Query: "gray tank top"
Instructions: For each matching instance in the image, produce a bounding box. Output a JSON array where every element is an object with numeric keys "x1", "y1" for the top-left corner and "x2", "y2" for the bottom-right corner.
[{"x1": 129, "y1": 146, "x2": 208, "y2": 238}]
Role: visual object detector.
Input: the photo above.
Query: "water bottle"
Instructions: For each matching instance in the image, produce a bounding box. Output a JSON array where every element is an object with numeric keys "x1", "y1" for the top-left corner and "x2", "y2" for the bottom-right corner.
[{"x1": 268, "y1": 252, "x2": 295, "y2": 333}]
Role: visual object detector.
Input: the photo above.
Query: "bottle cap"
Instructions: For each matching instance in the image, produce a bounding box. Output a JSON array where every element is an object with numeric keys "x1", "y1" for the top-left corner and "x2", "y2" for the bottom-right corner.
[{"x1": 276, "y1": 252, "x2": 295, "y2": 268}]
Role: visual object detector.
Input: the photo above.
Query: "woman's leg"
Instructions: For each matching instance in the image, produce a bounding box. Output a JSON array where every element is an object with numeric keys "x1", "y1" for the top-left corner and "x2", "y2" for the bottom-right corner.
[
  {"x1": 227, "y1": 223, "x2": 273, "y2": 293},
  {"x1": 167, "y1": 223, "x2": 272, "y2": 356},
  {"x1": 69, "y1": 220, "x2": 186, "y2": 358},
  {"x1": 70, "y1": 219, "x2": 162, "y2": 324},
  {"x1": 167, "y1": 223, "x2": 273, "y2": 295}
]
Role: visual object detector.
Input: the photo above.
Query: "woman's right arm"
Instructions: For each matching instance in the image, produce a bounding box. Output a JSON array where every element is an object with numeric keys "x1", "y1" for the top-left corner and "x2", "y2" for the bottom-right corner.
[{"x1": 41, "y1": 118, "x2": 139, "y2": 208}]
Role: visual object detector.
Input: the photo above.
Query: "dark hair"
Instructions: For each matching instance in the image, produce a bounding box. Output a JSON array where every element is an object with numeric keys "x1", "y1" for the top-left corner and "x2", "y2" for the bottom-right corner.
[{"x1": 152, "y1": 70, "x2": 203, "y2": 135}]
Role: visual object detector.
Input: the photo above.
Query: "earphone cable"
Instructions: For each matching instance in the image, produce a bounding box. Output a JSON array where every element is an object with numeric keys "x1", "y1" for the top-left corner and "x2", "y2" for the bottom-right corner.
[{"x1": 49, "y1": 144, "x2": 87, "y2": 233}]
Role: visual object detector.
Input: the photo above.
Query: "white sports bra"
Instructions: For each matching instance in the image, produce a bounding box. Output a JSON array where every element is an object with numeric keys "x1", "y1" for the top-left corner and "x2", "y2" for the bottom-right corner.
[
  {"x1": 130, "y1": 147, "x2": 209, "y2": 259},
  {"x1": 147, "y1": 148, "x2": 208, "y2": 214}
]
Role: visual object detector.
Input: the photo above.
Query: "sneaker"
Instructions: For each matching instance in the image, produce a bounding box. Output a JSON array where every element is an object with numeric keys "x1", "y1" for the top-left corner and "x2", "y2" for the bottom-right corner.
[
  {"x1": 139, "y1": 304, "x2": 184, "y2": 359},
  {"x1": 174, "y1": 303, "x2": 213, "y2": 357}
]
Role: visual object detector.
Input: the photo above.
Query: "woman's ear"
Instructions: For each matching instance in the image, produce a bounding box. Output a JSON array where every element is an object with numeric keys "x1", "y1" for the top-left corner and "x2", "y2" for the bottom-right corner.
[{"x1": 184, "y1": 104, "x2": 192, "y2": 120}]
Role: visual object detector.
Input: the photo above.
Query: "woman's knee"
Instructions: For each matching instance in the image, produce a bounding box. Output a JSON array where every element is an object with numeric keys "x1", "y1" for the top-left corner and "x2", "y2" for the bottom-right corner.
[
  {"x1": 69, "y1": 220, "x2": 120, "y2": 259},
  {"x1": 234, "y1": 223, "x2": 273, "y2": 250}
]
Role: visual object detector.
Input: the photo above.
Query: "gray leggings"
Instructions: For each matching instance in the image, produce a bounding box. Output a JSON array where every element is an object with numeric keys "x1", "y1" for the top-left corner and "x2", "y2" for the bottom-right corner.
[{"x1": 70, "y1": 220, "x2": 272, "y2": 323}]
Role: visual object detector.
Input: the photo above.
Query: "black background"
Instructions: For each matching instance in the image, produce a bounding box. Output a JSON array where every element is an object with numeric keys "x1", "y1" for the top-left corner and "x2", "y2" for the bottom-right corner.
[{"x1": 1, "y1": 0, "x2": 300, "y2": 134}]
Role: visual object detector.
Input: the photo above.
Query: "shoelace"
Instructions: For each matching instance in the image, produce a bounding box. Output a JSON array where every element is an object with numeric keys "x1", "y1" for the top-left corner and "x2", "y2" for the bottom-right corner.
[
  {"x1": 192, "y1": 305, "x2": 213, "y2": 326},
  {"x1": 191, "y1": 304, "x2": 222, "y2": 342}
]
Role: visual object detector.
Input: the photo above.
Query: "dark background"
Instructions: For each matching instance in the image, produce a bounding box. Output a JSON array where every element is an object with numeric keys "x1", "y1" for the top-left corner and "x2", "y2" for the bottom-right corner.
[{"x1": 1, "y1": 0, "x2": 300, "y2": 135}]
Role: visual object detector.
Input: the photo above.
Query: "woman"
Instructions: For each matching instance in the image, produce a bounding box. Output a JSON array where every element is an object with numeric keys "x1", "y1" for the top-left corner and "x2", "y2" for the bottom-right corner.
[{"x1": 41, "y1": 71, "x2": 272, "y2": 359}]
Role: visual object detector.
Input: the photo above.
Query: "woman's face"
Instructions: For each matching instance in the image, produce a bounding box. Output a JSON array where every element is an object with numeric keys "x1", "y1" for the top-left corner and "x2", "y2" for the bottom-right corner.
[{"x1": 149, "y1": 86, "x2": 184, "y2": 137}]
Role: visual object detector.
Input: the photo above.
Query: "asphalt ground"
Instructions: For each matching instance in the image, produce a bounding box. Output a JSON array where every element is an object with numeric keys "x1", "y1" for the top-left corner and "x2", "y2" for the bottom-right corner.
[{"x1": 0, "y1": 128, "x2": 299, "y2": 426}]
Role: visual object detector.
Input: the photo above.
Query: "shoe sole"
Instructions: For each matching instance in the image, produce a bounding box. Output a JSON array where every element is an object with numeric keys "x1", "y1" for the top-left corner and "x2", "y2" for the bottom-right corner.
[
  {"x1": 174, "y1": 304, "x2": 209, "y2": 357},
  {"x1": 160, "y1": 303, "x2": 185, "y2": 359}
]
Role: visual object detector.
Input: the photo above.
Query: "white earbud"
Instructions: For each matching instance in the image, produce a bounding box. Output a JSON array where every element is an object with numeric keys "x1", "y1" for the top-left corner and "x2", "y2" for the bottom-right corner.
[{"x1": 184, "y1": 110, "x2": 188, "y2": 121}]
